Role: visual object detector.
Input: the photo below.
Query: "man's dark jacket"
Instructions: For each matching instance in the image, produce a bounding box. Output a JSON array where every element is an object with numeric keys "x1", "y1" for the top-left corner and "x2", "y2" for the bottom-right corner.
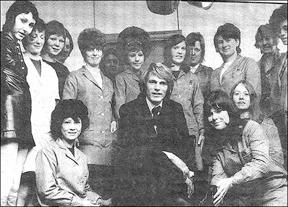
[
  {"x1": 117, "y1": 93, "x2": 191, "y2": 161},
  {"x1": 113, "y1": 93, "x2": 193, "y2": 206}
]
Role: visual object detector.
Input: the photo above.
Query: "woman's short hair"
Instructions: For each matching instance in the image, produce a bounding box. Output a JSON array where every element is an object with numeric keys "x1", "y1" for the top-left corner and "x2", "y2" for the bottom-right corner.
[
  {"x1": 269, "y1": 4, "x2": 287, "y2": 34},
  {"x1": 117, "y1": 26, "x2": 151, "y2": 65},
  {"x1": 45, "y1": 20, "x2": 66, "y2": 42},
  {"x1": 254, "y1": 24, "x2": 278, "y2": 49},
  {"x1": 214, "y1": 23, "x2": 241, "y2": 54},
  {"x1": 186, "y1": 32, "x2": 206, "y2": 64},
  {"x1": 206, "y1": 89, "x2": 234, "y2": 116},
  {"x1": 163, "y1": 34, "x2": 190, "y2": 70},
  {"x1": 50, "y1": 99, "x2": 89, "y2": 139},
  {"x1": 78, "y1": 28, "x2": 106, "y2": 58},
  {"x1": 2, "y1": 0, "x2": 39, "y2": 32},
  {"x1": 140, "y1": 62, "x2": 174, "y2": 98},
  {"x1": 22, "y1": 18, "x2": 45, "y2": 48},
  {"x1": 230, "y1": 80, "x2": 259, "y2": 119}
]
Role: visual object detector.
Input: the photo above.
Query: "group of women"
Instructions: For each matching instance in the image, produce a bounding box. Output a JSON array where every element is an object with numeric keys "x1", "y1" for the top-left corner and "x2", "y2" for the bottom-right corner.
[{"x1": 1, "y1": 0, "x2": 287, "y2": 206}]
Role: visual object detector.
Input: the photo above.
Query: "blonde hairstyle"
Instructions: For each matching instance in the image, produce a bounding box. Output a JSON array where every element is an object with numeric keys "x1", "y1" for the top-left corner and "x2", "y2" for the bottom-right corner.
[{"x1": 140, "y1": 63, "x2": 174, "y2": 98}]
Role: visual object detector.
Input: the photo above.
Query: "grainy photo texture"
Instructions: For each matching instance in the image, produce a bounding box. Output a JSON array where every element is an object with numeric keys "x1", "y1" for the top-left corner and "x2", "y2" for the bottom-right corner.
[{"x1": 1, "y1": 1, "x2": 287, "y2": 206}]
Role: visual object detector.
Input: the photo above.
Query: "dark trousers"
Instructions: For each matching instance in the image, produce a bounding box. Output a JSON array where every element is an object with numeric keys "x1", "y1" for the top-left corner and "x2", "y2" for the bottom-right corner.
[
  {"x1": 87, "y1": 164, "x2": 114, "y2": 199},
  {"x1": 113, "y1": 147, "x2": 187, "y2": 206},
  {"x1": 271, "y1": 110, "x2": 287, "y2": 170}
]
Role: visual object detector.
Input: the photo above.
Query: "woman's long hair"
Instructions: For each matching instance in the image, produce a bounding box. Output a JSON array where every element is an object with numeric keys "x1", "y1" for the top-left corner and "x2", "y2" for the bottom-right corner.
[
  {"x1": 205, "y1": 90, "x2": 248, "y2": 146},
  {"x1": 229, "y1": 80, "x2": 263, "y2": 123},
  {"x1": 163, "y1": 34, "x2": 190, "y2": 72},
  {"x1": 3, "y1": 0, "x2": 38, "y2": 32}
]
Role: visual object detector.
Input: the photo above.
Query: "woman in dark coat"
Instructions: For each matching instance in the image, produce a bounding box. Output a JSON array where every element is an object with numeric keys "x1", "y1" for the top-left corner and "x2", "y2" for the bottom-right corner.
[{"x1": 1, "y1": 1, "x2": 38, "y2": 205}]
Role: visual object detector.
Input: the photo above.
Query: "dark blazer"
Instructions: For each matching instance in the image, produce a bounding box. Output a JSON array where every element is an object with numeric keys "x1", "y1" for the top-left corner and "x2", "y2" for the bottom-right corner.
[
  {"x1": 257, "y1": 51, "x2": 284, "y2": 117},
  {"x1": 194, "y1": 64, "x2": 213, "y2": 100},
  {"x1": 114, "y1": 93, "x2": 192, "y2": 206},
  {"x1": 1, "y1": 32, "x2": 34, "y2": 146},
  {"x1": 117, "y1": 93, "x2": 191, "y2": 162}
]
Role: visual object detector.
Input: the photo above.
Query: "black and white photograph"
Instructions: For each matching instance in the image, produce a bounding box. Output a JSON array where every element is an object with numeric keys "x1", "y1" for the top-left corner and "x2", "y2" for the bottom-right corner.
[{"x1": 1, "y1": 0, "x2": 287, "y2": 206}]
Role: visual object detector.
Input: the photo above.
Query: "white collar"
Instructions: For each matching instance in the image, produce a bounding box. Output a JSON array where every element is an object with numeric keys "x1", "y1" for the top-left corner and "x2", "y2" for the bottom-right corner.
[
  {"x1": 190, "y1": 64, "x2": 199, "y2": 73},
  {"x1": 24, "y1": 52, "x2": 42, "y2": 61},
  {"x1": 223, "y1": 54, "x2": 237, "y2": 67},
  {"x1": 85, "y1": 63, "x2": 101, "y2": 74}
]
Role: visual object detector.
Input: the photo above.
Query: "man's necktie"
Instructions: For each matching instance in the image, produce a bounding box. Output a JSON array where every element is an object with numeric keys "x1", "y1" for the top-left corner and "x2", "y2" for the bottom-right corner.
[
  {"x1": 152, "y1": 106, "x2": 161, "y2": 117},
  {"x1": 152, "y1": 106, "x2": 161, "y2": 133}
]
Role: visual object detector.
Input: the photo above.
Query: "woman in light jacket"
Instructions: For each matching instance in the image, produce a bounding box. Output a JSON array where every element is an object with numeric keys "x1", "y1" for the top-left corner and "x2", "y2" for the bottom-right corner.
[
  {"x1": 114, "y1": 26, "x2": 151, "y2": 119},
  {"x1": 205, "y1": 90, "x2": 287, "y2": 206},
  {"x1": 230, "y1": 80, "x2": 284, "y2": 167},
  {"x1": 62, "y1": 28, "x2": 116, "y2": 199},
  {"x1": 210, "y1": 23, "x2": 261, "y2": 98},
  {"x1": 36, "y1": 99, "x2": 111, "y2": 206},
  {"x1": 163, "y1": 34, "x2": 204, "y2": 171}
]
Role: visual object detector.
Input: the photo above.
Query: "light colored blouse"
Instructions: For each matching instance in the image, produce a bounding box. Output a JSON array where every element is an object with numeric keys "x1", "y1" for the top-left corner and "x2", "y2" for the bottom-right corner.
[
  {"x1": 35, "y1": 139, "x2": 101, "y2": 206},
  {"x1": 211, "y1": 120, "x2": 286, "y2": 187},
  {"x1": 62, "y1": 66, "x2": 116, "y2": 165},
  {"x1": 114, "y1": 68, "x2": 141, "y2": 119}
]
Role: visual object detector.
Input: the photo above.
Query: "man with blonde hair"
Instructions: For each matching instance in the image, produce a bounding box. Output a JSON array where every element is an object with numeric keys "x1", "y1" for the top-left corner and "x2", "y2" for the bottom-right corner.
[{"x1": 114, "y1": 62, "x2": 195, "y2": 206}]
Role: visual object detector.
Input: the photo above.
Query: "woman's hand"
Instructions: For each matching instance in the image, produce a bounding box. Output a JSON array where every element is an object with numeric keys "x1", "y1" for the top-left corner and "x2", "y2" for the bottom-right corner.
[
  {"x1": 98, "y1": 198, "x2": 112, "y2": 206},
  {"x1": 110, "y1": 121, "x2": 117, "y2": 133},
  {"x1": 86, "y1": 191, "x2": 101, "y2": 204},
  {"x1": 184, "y1": 171, "x2": 194, "y2": 198},
  {"x1": 82, "y1": 197, "x2": 100, "y2": 206},
  {"x1": 85, "y1": 192, "x2": 112, "y2": 206},
  {"x1": 185, "y1": 176, "x2": 194, "y2": 198},
  {"x1": 213, "y1": 178, "x2": 233, "y2": 206}
]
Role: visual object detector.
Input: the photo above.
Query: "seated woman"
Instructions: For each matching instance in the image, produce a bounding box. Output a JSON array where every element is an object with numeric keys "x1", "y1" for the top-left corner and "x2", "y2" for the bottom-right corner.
[
  {"x1": 230, "y1": 80, "x2": 284, "y2": 166},
  {"x1": 35, "y1": 99, "x2": 111, "y2": 206},
  {"x1": 113, "y1": 63, "x2": 194, "y2": 206},
  {"x1": 205, "y1": 90, "x2": 287, "y2": 206}
]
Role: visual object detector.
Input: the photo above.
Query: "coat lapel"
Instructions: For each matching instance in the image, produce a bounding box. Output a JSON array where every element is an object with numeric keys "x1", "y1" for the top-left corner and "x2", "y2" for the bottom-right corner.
[
  {"x1": 82, "y1": 66, "x2": 102, "y2": 90},
  {"x1": 178, "y1": 70, "x2": 187, "y2": 79},
  {"x1": 195, "y1": 64, "x2": 203, "y2": 74},
  {"x1": 126, "y1": 69, "x2": 141, "y2": 82},
  {"x1": 135, "y1": 94, "x2": 151, "y2": 117},
  {"x1": 221, "y1": 55, "x2": 242, "y2": 79},
  {"x1": 56, "y1": 139, "x2": 79, "y2": 165}
]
